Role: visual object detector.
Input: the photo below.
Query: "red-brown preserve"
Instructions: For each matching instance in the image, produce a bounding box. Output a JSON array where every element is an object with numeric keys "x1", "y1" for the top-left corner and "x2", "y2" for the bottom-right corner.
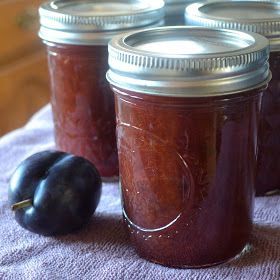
[
  {"x1": 185, "y1": 0, "x2": 280, "y2": 195},
  {"x1": 46, "y1": 45, "x2": 117, "y2": 177},
  {"x1": 39, "y1": 0, "x2": 164, "y2": 178},
  {"x1": 257, "y1": 52, "x2": 280, "y2": 195},
  {"x1": 107, "y1": 27, "x2": 270, "y2": 267}
]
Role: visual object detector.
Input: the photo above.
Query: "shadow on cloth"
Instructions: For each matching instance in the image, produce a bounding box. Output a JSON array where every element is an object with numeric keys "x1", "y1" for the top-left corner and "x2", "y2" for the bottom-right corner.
[
  {"x1": 226, "y1": 223, "x2": 280, "y2": 268},
  {"x1": 55, "y1": 213, "x2": 129, "y2": 246}
]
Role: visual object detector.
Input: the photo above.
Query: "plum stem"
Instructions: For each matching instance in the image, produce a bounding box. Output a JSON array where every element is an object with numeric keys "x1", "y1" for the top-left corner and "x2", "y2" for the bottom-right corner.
[
  {"x1": 11, "y1": 199, "x2": 32, "y2": 211},
  {"x1": 265, "y1": 189, "x2": 280, "y2": 196}
]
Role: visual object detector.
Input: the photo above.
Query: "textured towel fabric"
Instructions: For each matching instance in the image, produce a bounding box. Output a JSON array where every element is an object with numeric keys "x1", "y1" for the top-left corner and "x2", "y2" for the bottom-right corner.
[{"x1": 0, "y1": 105, "x2": 279, "y2": 280}]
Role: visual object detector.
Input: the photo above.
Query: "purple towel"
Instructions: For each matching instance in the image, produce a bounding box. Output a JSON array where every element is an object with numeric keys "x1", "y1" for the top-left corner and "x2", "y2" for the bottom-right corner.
[{"x1": 0, "y1": 105, "x2": 279, "y2": 279}]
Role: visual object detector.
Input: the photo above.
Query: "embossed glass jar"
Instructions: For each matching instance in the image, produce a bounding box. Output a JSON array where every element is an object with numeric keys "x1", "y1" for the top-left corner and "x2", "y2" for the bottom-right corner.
[
  {"x1": 39, "y1": 0, "x2": 164, "y2": 178},
  {"x1": 185, "y1": 0, "x2": 280, "y2": 195},
  {"x1": 164, "y1": 0, "x2": 194, "y2": 25},
  {"x1": 107, "y1": 27, "x2": 270, "y2": 268}
]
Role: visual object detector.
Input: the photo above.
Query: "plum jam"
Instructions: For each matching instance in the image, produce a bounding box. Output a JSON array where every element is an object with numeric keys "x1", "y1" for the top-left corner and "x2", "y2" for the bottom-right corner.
[
  {"x1": 107, "y1": 27, "x2": 270, "y2": 267},
  {"x1": 46, "y1": 44, "x2": 117, "y2": 177},
  {"x1": 185, "y1": 0, "x2": 280, "y2": 195},
  {"x1": 256, "y1": 52, "x2": 280, "y2": 195},
  {"x1": 38, "y1": 0, "x2": 164, "y2": 178}
]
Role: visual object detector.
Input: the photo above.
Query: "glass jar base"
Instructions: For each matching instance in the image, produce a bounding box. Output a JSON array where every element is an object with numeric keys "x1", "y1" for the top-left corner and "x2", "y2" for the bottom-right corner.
[{"x1": 135, "y1": 243, "x2": 250, "y2": 269}]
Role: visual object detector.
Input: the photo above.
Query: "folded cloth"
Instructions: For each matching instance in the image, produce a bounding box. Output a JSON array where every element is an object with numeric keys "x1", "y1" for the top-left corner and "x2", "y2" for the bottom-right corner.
[{"x1": 0, "y1": 105, "x2": 279, "y2": 280}]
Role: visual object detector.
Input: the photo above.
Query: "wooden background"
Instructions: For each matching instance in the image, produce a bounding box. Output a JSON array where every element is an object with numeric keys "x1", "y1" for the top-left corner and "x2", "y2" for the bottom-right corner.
[{"x1": 0, "y1": 0, "x2": 50, "y2": 136}]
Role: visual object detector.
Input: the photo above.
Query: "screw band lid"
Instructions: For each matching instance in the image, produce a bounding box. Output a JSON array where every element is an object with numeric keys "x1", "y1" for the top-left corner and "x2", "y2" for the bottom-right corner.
[
  {"x1": 107, "y1": 26, "x2": 270, "y2": 97},
  {"x1": 39, "y1": 0, "x2": 164, "y2": 45},
  {"x1": 185, "y1": 0, "x2": 280, "y2": 52}
]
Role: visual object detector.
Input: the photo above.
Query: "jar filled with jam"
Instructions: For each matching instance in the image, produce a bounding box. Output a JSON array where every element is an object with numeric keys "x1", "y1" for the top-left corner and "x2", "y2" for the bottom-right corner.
[
  {"x1": 164, "y1": 0, "x2": 194, "y2": 25},
  {"x1": 185, "y1": 0, "x2": 280, "y2": 195},
  {"x1": 38, "y1": 0, "x2": 164, "y2": 179},
  {"x1": 107, "y1": 26, "x2": 270, "y2": 267}
]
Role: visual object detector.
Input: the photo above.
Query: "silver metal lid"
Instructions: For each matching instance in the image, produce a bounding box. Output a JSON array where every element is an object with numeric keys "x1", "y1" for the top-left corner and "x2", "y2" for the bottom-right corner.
[
  {"x1": 39, "y1": 0, "x2": 164, "y2": 45},
  {"x1": 185, "y1": 1, "x2": 280, "y2": 52},
  {"x1": 107, "y1": 26, "x2": 270, "y2": 97}
]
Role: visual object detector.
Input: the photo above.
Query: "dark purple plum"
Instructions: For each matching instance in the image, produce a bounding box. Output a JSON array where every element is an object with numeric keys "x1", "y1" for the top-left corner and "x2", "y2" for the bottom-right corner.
[{"x1": 8, "y1": 150, "x2": 102, "y2": 236}]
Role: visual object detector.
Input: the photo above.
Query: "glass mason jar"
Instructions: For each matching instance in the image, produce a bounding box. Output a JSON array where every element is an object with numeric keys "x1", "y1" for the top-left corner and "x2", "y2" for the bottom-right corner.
[
  {"x1": 185, "y1": 0, "x2": 280, "y2": 195},
  {"x1": 38, "y1": 0, "x2": 164, "y2": 179},
  {"x1": 107, "y1": 27, "x2": 270, "y2": 268},
  {"x1": 164, "y1": 0, "x2": 194, "y2": 25}
]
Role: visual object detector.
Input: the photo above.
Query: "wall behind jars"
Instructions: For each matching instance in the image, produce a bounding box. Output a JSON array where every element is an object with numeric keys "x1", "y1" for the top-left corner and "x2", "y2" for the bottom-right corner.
[{"x1": 0, "y1": 0, "x2": 50, "y2": 136}]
